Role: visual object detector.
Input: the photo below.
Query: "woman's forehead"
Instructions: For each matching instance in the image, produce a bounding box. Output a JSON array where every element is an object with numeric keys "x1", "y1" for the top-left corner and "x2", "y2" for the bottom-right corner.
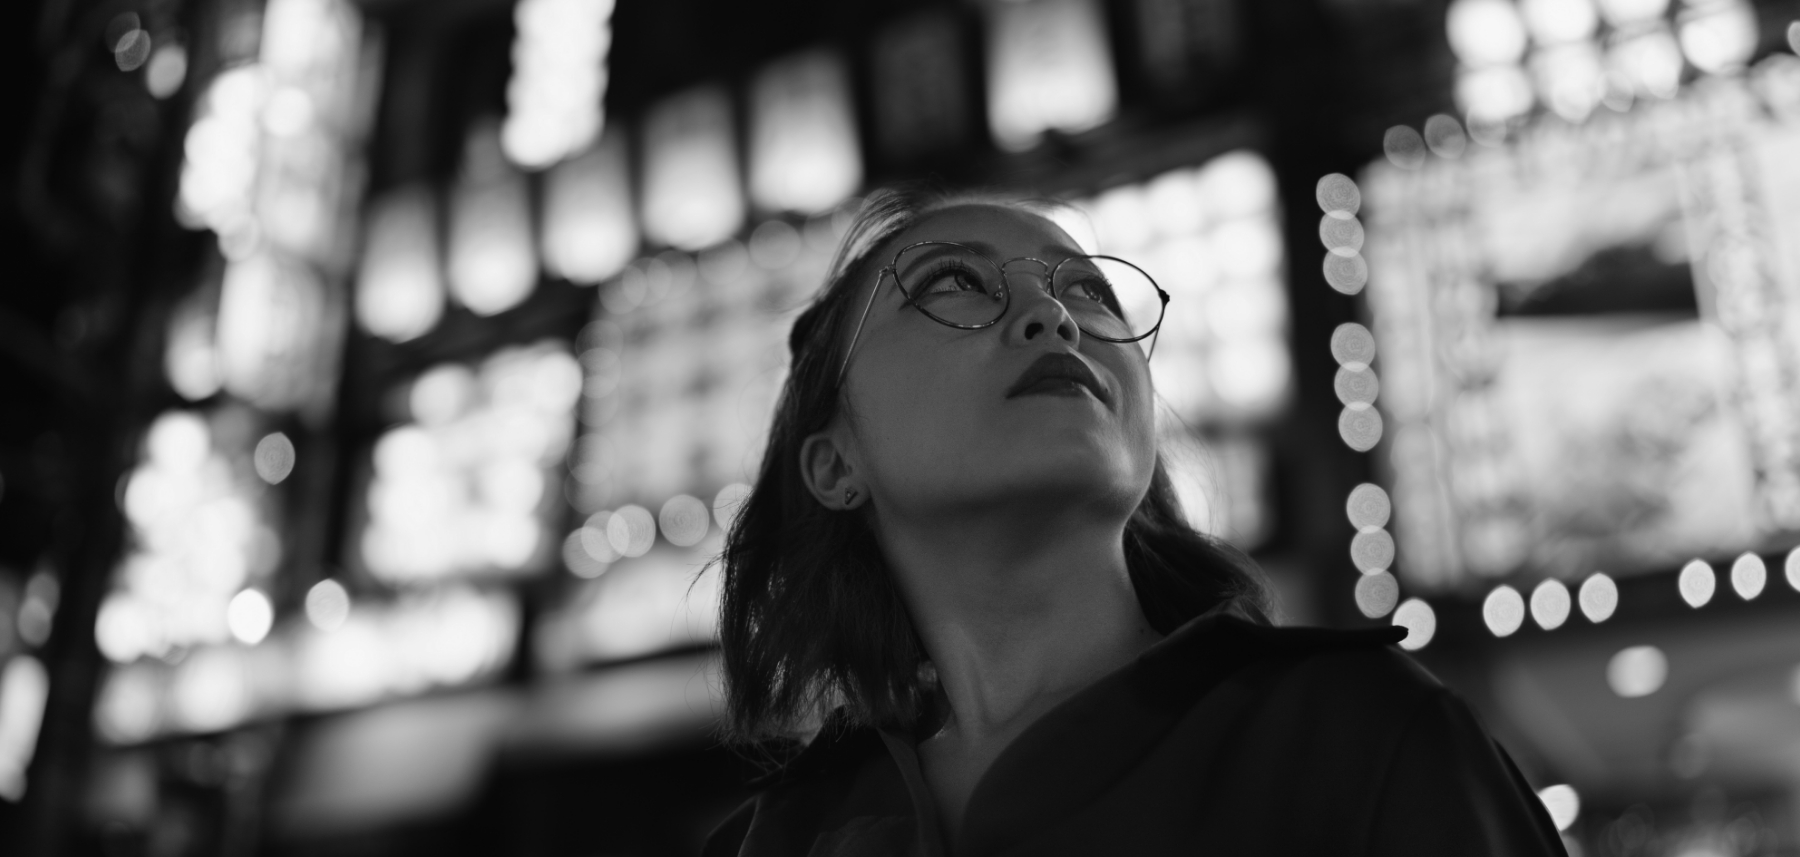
[{"x1": 885, "y1": 203, "x2": 1083, "y2": 261}]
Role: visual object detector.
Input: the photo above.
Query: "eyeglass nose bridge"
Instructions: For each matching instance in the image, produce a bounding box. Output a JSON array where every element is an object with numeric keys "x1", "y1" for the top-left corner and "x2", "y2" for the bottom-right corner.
[{"x1": 997, "y1": 256, "x2": 1055, "y2": 297}]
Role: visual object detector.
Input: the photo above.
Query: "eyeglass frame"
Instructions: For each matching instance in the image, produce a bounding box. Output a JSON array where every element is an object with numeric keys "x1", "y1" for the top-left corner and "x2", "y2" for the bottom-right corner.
[{"x1": 835, "y1": 241, "x2": 1171, "y2": 389}]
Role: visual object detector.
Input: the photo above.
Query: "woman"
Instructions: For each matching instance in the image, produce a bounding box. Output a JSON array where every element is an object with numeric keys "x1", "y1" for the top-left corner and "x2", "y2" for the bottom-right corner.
[{"x1": 704, "y1": 187, "x2": 1564, "y2": 856}]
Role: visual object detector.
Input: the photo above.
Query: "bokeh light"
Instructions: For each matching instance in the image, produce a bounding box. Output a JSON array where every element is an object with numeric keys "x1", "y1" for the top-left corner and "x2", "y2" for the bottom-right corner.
[
  {"x1": 1678, "y1": 559, "x2": 1716, "y2": 608},
  {"x1": 360, "y1": 344, "x2": 579, "y2": 582},
  {"x1": 1607, "y1": 645, "x2": 1667, "y2": 698},
  {"x1": 145, "y1": 41, "x2": 188, "y2": 98},
  {"x1": 1351, "y1": 529, "x2": 1396, "y2": 573},
  {"x1": 226, "y1": 589, "x2": 274, "y2": 645},
  {"x1": 1333, "y1": 365, "x2": 1380, "y2": 406},
  {"x1": 1392, "y1": 598, "x2": 1437, "y2": 650},
  {"x1": 1787, "y1": 547, "x2": 1800, "y2": 591},
  {"x1": 658, "y1": 495, "x2": 711, "y2": 548},
  {"x1": 1329, "y1": 323, "x2": 1377, "y2": 367},
  {"x1": 1537, "y1": 784, "x2": 1581, "y2": 831},
  {"x1": 748, "y1": 49, "x2": 862, "y2": 214},
  {"x1": 254, "y1": 432, "x2": 296, "y2": 485},
  {"x1": 641, "y1": 86, "x2": 745, "y2": 251},
  {"x1": 0, "y1": 656, "x2": 49, "y2": 802},
  {"x1": 1338, "y1": 405, "x2": 1384, "y2": 452},
  {"x1": 1346, "y1": 483, "x2": 1392, "y2": 531},
  {"x1": 1447, "y1": 0, "x2": 1529, "y2": 67},
  {"x1": 1322, "y1": 253, "x2": 1370, "y2": 294},
  {"x1": 1677, "y1": 0, "x2": 1758, "y2": 75},
  {"x1": 1483, "y1": 585, "x2": 1525, "y2": 637},
  {"x1": 305, "y1": 579, "x2": 350, "y2": 632},
  {"x1": 1730, "y1": 552, "x2": 1766, "y2": 600},
  {"x1": 984, "y1": 0, "x2": 1118, "y2": 151},
  {"x1": 607, "y1": 505, "x2": 657, "y2": 558},
  {"x1": 1579, "y1": 572, "x2": 1619, "y2": 623},
  {"x1": 1355, "y1": 570, "x2": 1399, "y2": 618},
  {"x1": 1315, "y1": 173, "x2": 1361, "y2": 216},
  {"x1": 1519, "y1": 0, "x2": 1599, "y2": 45},
  {"x1": 501, "y1": 0, "x2": 614, "y2": 170},
  {"x1": 448, "y1": 124, "x2": 538, "y2": 316},
  {"x1": 1423, "y1": 114, "x2": 1469, "y2": 157},
  {"x1": 542, "y1": 130, "x2": 637, "y2": 284},
  {"x1": 1382, "y1": 126, "x2": 1428, "y2": 170},
  {"x1": 1530, "y1": 579, "x2": 1571, "y2": 630},
  {"x1": 356, "y1": 187, "x2": 445, "y2": 342},
  {"x1": 713, "y1": 483, "x2": 752, "y2": 531}
]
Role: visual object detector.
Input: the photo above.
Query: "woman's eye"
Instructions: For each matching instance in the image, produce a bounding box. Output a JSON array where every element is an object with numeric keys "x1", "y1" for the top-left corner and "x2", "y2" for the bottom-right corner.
[
  {"x1": 1066, "y1": 279, "x2": 1110, "y2": 302},
  {"x1": 920, "y1": 269, "x2": 983, "y2": 295}
]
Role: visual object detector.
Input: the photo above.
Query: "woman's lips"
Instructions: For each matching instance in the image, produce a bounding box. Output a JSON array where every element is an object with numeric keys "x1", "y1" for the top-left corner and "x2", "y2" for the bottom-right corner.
[{"x1": 1005, "y1": 352, "x2": 1112, "y2": 407}]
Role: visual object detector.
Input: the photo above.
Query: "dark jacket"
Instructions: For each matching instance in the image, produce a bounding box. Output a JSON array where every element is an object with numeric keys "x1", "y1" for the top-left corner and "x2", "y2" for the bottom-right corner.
[{"x1": 704, "y1": 606, "x2": 1568, "y2": 856}]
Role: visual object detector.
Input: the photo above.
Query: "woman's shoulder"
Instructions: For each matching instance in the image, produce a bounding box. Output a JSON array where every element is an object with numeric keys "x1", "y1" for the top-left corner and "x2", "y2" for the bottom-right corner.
[{"x1": 1147, "y1": 610, "x2": 1448, "y2": 722}]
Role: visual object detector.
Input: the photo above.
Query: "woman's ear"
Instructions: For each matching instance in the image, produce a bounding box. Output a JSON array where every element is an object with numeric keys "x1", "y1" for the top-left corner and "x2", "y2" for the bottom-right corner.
[{"x1": 799, "y1": 428, "x2": 865, "y2": 511}]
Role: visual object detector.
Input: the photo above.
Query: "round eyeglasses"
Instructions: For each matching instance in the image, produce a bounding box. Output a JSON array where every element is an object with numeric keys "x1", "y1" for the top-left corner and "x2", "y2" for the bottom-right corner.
[{"x1": 837, "y1": 241, "x2": 1170, "y2": 387}]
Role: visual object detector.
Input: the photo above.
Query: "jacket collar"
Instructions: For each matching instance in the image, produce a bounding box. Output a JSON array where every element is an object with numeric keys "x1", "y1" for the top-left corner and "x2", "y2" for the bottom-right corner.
[{"x1": 770, "y1": 602, "x2": 1405, "y2": 853}]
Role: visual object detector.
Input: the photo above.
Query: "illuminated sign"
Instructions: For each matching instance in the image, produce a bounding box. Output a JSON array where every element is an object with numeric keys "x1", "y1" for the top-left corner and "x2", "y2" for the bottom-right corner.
[{"x1": 1362, "y1": 60, "x2": 1800, "y2": 589}]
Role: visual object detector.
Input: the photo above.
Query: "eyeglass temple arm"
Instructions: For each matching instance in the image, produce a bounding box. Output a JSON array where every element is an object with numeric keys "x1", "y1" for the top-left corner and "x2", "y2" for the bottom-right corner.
[{"x1": 836, "y1": 268, "x2": 888, "y2": 390}]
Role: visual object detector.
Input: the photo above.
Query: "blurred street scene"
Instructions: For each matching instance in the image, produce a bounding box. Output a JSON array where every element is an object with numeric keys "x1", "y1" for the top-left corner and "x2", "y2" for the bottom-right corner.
[{"x1": 3, "y1": 0, "x2": 1800, "y2": 854}]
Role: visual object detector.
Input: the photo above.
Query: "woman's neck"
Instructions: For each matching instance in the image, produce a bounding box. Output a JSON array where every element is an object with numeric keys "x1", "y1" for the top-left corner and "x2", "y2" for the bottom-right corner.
[{"x1": 877, "y1": 509, "x2": 1161, "y2": 740}]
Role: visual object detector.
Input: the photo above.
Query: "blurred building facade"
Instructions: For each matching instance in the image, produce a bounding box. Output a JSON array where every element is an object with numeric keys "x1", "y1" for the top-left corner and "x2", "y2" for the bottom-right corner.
[{"x1": 3, "y1": 0, "x2": 1800, "y2": 854}]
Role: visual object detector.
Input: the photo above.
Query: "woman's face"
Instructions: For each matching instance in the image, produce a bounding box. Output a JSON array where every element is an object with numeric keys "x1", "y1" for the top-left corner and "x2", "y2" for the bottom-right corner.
[{"x1": 830, "y1": 204, "x2": 1157, "y2": 523}]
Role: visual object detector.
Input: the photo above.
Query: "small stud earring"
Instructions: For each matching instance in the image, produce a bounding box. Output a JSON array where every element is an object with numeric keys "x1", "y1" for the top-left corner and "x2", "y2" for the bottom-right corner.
[{"x1": 843, "y1": 486, "x2": 858, "y2": 507}]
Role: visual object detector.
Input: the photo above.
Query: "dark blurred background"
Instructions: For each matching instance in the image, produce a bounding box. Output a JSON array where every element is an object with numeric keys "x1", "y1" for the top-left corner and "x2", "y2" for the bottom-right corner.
[{"x1": 3, "y1": 0, "x2": 1800, "y2": 854}]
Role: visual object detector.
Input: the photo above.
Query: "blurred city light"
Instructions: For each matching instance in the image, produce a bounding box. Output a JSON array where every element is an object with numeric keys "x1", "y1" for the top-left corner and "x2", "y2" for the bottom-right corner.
[
  {"x1": 1316, "y1": 173, "x2": 1361, "y2": 217},
  {"x1": 102, "y1": 410, "x2": 281, "y2": 664},
  {"x1": 1423, "y1": 114, "x2": 1470, "y2": 157},
  {"x1": 254, "y1": 432, "x2": 296, "y2": 484},
  {"x1": 641, "y1": 86, "x2": 744, "y2": 250},
  {"x1": 1787, "y1": 548, "x2": 1800, "y2": 590},
  {"x1": 145, "y1": 40, "x2": 188, "y2": 98},
  {"x1": 1520, "y1": 0, "x2": 1599, "y2": 45},
  {"x1": 748, "y1": 49, "x2": 862, "y2": 215},
  {"x1": 657, "y1": 495, "x2": 710, "y2": 548},
  {"x1": 356, "y1": 186, "x2": 445, "y2": 342},
  {"x1": 1530, "y1": 579, "x2": 1571, "y2": 630},
  {"x1": 607, "y1": 505, "x2": 656, "y2": 558},
  {"x1": 985, "y1": 0, "x2": 1117, "y2": 151},
  {"x1": 502, "y1": 0, "x2": 614, "y2": 170},
  {"x1": 1484, "y1": 585, "x2": 1526, "y2": 636},
  {"x1": 359, "y1": 344, "x2": 580, "y2": 582},
  {"x1": 542, "y1": 130, "x2": 637, "y2": 285},
  {"x1": 712, "y1": 483, "x2": 751, "y2": 530},
  {"x1": 1351, "y1": 529, "x2": 1395, "y2": 573},
  {"x1": 306, "y1": 579, "x2": 350, "y2": 632},
  {"x1": 226, "y1": 589, "x2": 274, "y2": 644},
  {"x1": 165, "y1": 287, "x2": 224, "y2": 401},
  {"x1": 1355, "y1": 571, "x2": 1399, "y2": 618},
  {"x1": 0, "y1": 655, "x2": 49, "y2": 801},
  {"x1": 1382, "y1": 126, "x2": 1428, "y2": 169},
  {"x1": 1392, "y1": 598, "x2": 1437, "y2": 650},
  {"x1": 1607, "y1": 645, "x2": 1667, "y2": 697},
  {"x1": 1537, "y1": 784, "x2": 1581, "y2": 831},
  {"x1": 1677, "y1": 0, "x2": 1758, "y2": 75},
  {"x1": 1729, "y1": 552, "x2": 1766, "y2": 599},
  {"x1": 1579, "y1": 572, "x2": 1619, "y2": 622},
  {"x1": 1448, "y1": 0, "x2": 1530, "y2": 66},
  {"x1": 1074, "y1": 152, "x2": 1288, "y2": 422},
  {"x1": 1597, "y1": 0, "x2": 1670, "y2": 25},
  {"x1": 217, "y1": 253, "x2": 334, "y2": 411},
  {"x1": 448, "y1": 123, "x2": 538, "y2": 316},
  {"x1": 1346, "y1": 482, "x2": 1392, "y2": 531},
  {"x1": 1678, "y1": 559, "x2": 1716, "y2": 608}
]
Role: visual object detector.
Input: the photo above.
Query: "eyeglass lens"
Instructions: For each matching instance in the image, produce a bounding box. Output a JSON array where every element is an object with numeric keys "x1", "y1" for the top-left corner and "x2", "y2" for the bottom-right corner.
[{"x1": 891, "y1": 243, "x2": 1162, "y2": 341}]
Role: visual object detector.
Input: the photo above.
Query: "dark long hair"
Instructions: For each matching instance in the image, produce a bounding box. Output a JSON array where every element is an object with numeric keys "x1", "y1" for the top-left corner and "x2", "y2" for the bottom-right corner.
[{"x1": 718, "y1": 185, "x2": 1274, "y2": 749}]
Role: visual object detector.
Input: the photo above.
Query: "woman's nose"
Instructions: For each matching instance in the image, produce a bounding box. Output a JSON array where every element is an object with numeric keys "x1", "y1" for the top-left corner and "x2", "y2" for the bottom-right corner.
[{"x1": 1003, "y1": 282, "x2": 1080, "y2": 345}]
